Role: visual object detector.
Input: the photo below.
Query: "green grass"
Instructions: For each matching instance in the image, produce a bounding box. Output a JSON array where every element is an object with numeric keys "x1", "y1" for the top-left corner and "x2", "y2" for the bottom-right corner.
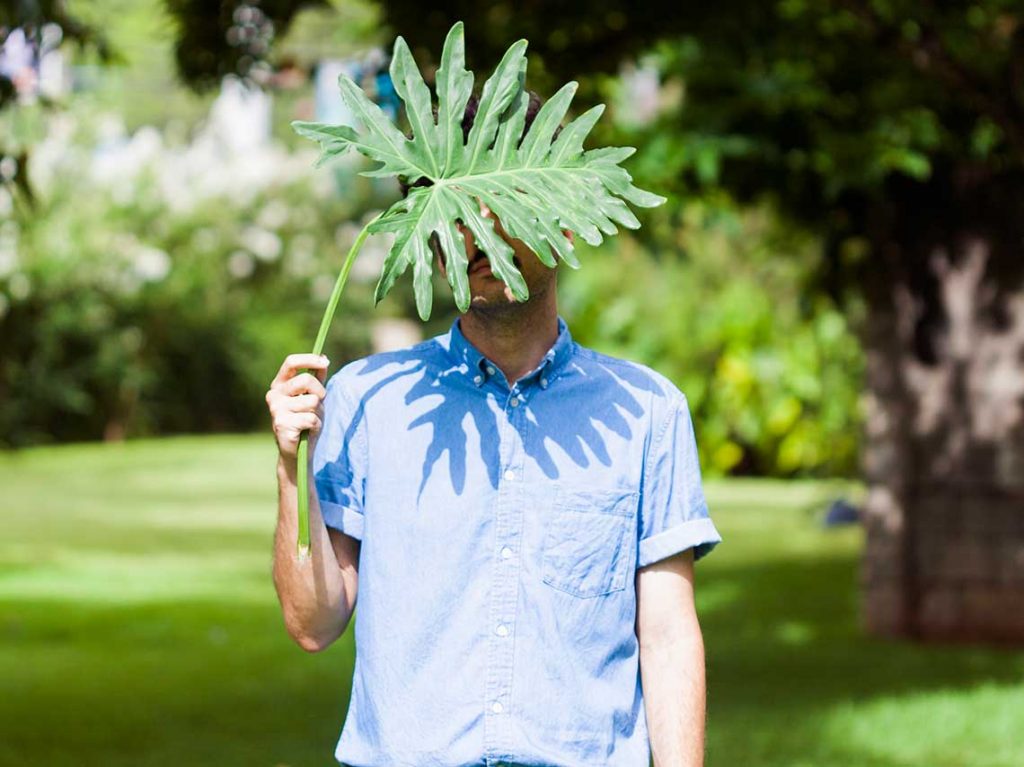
[{"x1": 1, "y1": 435, "x2": 1022, "y2": 766}]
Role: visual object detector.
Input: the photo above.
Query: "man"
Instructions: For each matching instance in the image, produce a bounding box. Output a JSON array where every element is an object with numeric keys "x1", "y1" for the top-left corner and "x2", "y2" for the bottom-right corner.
[{"x1": 266, "y1": 93, "x2": 723, "y2": 767}]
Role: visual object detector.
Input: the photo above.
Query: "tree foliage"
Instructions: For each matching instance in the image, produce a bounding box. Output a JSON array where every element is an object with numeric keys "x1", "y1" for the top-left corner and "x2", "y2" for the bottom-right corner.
[
  {"x1": 162, "y1": 0, "x2": 327, "y2": 90},
  {"x1": 378, "y1": 2, "x2": 1024, "y2": 292},
  {"x1": 0, "y1": 0, "x2": 116, "y2": 113}
]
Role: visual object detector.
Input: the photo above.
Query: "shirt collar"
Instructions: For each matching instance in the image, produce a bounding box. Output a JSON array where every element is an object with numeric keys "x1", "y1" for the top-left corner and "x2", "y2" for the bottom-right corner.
[{"x1": 446, "y1": 315, "x2": 575, "y2": 388}]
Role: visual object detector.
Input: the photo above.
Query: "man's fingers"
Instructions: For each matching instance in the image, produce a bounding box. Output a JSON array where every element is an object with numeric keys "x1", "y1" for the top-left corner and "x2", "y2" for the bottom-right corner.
[
  {"x1": 267, "y1": 392, "x2": 322, "y2": 420},
  {"x1": 290, "y1": 411, "x2": 322, "y2": 434},
  {"x1": 272, "y1": 353, "x2": 330, "y2": 387},
  {"x1": 282, "y1": 372, "x2": 327, "y2": 399},
  {"x1": 283, "y1": 392, "x2": 321, "y2": 413},
  {"x1": 274, "y1": 411, "x2": 322, "y2": 446},
  {"x1": 267, "y1": 353, "x2": 332, "y2": 460}
]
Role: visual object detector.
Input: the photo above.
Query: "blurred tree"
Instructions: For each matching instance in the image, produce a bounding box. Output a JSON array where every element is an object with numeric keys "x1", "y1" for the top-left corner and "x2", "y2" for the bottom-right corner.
[
  {"x1": 162, "y1": 0, "x2": 327, "y2": 91},
  {"x1": 0, "y1": 1, "x2": 117, "y2": 108},
  {"x1": 0, "y1": 0, "x2": 326, "y2": 204},
  {"x1": 0, "y1": 0, "x2": 118, "y2": 205},
  {"x1": 378, "y1": 1, "x2": 1024, "y2": 643}
]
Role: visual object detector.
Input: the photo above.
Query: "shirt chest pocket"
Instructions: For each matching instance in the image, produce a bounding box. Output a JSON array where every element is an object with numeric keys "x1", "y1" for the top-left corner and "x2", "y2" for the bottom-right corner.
[{"x1": 540, "y1": 486, "x2": 638, "y2": 598}]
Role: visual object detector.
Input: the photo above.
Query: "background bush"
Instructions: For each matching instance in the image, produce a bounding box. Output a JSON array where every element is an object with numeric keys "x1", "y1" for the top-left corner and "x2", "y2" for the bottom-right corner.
[
  {"x1": 1, "y1": 103, "x2": 866, "y2": 477},
  {"x1": 560, "y1": 196, "x2": 866, "y2": 478},
  {"x1": 0, "y1": 105, "x2": 395, "y2": 447}
]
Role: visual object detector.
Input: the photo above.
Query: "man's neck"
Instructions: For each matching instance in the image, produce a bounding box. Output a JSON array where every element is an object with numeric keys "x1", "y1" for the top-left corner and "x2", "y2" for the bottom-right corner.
[{"x1": 459, "y1": 299, "x2": 560, "y2": 386}]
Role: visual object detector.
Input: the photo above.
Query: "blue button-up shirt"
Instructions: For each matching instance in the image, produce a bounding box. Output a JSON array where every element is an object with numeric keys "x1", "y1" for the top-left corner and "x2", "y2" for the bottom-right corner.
[{"x1": 312, "y1": 315, "x2": 723, "y2": 767}]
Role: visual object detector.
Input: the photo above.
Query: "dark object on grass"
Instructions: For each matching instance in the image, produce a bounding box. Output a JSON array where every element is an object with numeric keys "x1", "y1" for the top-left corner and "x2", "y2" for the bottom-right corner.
[{"x1": 823, "y1": 498, "x2": 861, "y2": 527}]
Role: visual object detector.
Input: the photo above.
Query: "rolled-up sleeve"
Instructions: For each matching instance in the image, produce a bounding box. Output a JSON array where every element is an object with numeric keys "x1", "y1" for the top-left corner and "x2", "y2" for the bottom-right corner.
[
  {"x1": 637, "y1": 393, "x2": 722, "y2": 568},
  {"x1": 311, "y1": 373, "x2": 366, "y2": 541}
]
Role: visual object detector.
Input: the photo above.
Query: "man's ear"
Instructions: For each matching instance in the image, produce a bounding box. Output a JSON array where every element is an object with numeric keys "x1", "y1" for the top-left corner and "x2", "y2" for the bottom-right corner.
[
  {"x1": 430, "y1": 234, "x2": 448, "y2": 279},
  {"x1": 552, "y1": 229, "x2": 573, "y2": 271}
]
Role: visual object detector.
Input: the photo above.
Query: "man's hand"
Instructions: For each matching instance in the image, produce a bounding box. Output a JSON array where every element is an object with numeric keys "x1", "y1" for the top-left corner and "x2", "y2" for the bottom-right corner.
[
  {"x1": 266, "y1": 353, "x2": 329, "y2": 463},
  {"x1": 267, "y1": 352, "x2": 358, "y2": 653}
]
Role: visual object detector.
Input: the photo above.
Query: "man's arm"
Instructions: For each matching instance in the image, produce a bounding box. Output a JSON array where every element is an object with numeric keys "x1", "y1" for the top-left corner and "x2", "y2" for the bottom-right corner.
[
  {"x1": 636, "y1": 547, "x2": 706, "y2": 767},
  {"x1": 267, "y1": 353, "x2": 360, "y2": 653}
]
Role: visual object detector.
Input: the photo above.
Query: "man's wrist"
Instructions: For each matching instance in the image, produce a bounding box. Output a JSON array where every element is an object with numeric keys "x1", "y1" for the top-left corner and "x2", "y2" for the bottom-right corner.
[{"x1": 277, "y1": 453, "x2": 299, "y2": 485}]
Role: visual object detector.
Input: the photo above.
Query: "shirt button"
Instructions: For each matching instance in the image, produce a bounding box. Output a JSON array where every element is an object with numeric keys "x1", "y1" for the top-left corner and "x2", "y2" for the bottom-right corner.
[
  {"x1": 491, "y1": 700, "x2": 504, "y2": 714},
  {"x1": 501, "y1": 546, "x2": 513, "y2": 559},
  {"x1": 486, "y1": 365, "x2": 496, "y2": 376},
  {"x1": 540, "y1": 377, "x2": 548, "y2": 388},
  {"x1": 509, "y1": 396, "x2": 520, "y2": 407},
  {"x1": 473, "y1": 375, "x2": 482, "y2": 385},
  {"x1": 496, "y1": 623, "x2": 509, "y2": 636},
  {"x1": 503, "y1": 469, "x2": 516, "y2": 481}
]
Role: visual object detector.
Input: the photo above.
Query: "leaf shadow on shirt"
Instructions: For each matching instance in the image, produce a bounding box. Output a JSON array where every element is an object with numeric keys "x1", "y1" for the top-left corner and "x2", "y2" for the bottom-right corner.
[{"x1": 347, "y1": 343, "x2": 667, "y2": 501}]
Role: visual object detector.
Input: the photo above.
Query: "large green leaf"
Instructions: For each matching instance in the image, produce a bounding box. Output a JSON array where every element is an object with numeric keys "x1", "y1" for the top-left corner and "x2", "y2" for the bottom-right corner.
[{"x1": 292, "y1": 20, "x2": 666, "y2": 321}]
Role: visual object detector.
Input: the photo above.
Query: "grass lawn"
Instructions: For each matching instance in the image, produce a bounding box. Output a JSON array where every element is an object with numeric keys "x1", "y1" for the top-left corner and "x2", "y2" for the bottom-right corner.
[{"x1": 1, "y1": 434, "x2": 1022, "y2": 766}]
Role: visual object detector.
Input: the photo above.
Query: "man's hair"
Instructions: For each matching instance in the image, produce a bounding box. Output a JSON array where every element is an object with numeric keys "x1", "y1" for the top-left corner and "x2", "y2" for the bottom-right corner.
[{"x1": 398, "y1": 90, "x2": 557, "y2": 198}]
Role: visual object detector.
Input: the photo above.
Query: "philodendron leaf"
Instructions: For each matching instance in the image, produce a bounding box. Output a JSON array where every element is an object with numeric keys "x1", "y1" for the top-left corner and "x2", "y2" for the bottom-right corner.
[{"x1": 292, "y1": 20, "x2": 666, "y2": 321}]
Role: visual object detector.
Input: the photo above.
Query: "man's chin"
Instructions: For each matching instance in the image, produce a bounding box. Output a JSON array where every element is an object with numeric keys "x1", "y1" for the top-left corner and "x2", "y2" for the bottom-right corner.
[{"x1": 468, "y1": 283, "x2": 520, "y2": 310}]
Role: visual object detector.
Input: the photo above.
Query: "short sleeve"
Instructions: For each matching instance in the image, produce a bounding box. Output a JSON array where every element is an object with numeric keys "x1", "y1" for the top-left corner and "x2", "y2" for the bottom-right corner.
[
  {"x1": 311, "y1": 374, "x2": 366, "y2": 541},
  {"x1": 637, "y1": 393, "x2": 722, "y2": 568}
]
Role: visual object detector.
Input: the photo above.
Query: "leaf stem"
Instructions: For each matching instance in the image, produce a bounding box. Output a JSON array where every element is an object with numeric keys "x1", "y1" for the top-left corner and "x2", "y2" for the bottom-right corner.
[{"x1": 296, "y1": 213, "x2": 381, "y2": 558}]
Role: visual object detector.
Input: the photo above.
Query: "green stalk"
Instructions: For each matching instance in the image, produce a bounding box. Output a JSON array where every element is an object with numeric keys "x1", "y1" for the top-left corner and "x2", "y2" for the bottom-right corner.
[{"x1": 295, "y1": 214, "x2": 379, "y2": 559}]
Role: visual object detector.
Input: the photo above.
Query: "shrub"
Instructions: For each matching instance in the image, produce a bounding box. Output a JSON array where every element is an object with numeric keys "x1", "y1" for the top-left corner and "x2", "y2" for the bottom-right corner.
[
  {"x1": 560, "y1": 197, "x2": 866, "y2": 478},
  {"x1": 0, "y1": 107, "x2": 393, "y2": 447}
]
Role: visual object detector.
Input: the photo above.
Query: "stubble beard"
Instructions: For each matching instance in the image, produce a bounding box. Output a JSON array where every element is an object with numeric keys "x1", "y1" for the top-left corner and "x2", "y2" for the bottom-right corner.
[{"x1": 467, "y1": 271, "x2": 555, "y2": 332}]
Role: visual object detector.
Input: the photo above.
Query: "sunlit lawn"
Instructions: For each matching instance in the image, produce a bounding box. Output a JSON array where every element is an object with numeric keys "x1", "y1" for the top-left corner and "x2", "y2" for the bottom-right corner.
[{"x1": 1, "y1": 435, "x2": 1022, "y2": 766}]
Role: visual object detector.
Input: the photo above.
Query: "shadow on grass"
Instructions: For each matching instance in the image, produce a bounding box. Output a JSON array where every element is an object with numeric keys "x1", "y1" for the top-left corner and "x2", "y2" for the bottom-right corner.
[
  {"x1": 698, "y1": 553, "x2": 1024, "y2": 767},
  {"x1": 0, "y1": 598, "x2": 355, "y2": 767},
  {"x1": 4, "y1": 553, "x2": 1022, "y2": 767},
  {"x1": 4, "y1": 448, "x2": 1023, "y2": 767}
]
